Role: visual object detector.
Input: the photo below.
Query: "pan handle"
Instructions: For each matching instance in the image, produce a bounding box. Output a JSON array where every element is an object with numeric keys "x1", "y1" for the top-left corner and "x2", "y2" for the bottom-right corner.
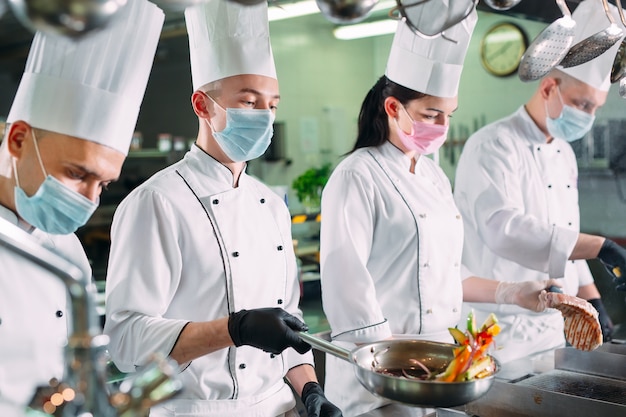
[{"x1": 298, "y1": 332, "x2": 352, "y2": 362}]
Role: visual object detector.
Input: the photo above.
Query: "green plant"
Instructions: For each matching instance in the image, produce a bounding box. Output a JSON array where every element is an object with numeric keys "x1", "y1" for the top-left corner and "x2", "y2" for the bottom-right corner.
[{"x1": 291, "y1": 164, "x2": 332, "y2": 209}]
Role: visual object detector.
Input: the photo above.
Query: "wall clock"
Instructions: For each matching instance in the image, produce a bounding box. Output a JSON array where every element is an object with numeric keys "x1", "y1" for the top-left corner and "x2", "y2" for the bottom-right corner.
[{"x1": 480, "y1": 22, "x2": 528, "y2": 77}]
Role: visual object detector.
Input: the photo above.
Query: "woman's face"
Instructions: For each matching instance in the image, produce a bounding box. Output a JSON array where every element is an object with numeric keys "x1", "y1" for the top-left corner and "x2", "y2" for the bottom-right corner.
[{"x1": 389, "y1": 95, "x2": 458, "y2": 155}]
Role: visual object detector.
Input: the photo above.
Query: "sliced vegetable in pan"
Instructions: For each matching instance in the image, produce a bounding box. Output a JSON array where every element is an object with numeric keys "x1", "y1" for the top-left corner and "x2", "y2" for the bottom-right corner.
[{"x1": 435, "y1": 310, "x2": 500, "y2": 382}]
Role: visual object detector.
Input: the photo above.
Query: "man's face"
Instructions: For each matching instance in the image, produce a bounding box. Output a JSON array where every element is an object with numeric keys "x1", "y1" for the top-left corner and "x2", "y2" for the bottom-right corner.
[
  {"x1": 14, "y1": 128, "x2": 125, "y2": 203},
  {"x1": 208, "y1": 74, "x2": 280, "y2": 132},
  {"x1": 547, "y1": 79, "x2": 609, "y2": 119}
]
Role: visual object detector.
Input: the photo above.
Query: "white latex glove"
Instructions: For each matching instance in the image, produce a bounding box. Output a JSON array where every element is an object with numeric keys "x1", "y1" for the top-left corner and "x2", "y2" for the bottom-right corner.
[{"x1": 494, "y1": 279, "x2": 561, "y2": 312}]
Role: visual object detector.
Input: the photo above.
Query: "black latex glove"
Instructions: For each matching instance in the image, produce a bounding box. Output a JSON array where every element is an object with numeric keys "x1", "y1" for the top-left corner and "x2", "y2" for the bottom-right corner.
[
  {"x1": 228, "y1": 308, "x2": 311, "y2": 354},
  {"x1": 588, "y1": 298, "x2": 614, "y2": 342},
  {"x1": 597, "y1": 238, "x2": 626, "y2": 291},
  {"x1": 301, "y1": 382, "x2": 343, "y2": 417}
]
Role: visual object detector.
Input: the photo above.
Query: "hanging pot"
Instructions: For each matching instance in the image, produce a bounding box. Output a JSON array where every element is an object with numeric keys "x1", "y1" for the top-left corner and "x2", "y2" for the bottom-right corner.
[
  {"x1": 316, "y1": 0, "x2": 378, "y2": 24},
  {"x1": 7, "y1": 0, "x2": 127, "y2": 38},
  {"x1": 483, "y1": 0, "x2": 522, "y2": 11}
]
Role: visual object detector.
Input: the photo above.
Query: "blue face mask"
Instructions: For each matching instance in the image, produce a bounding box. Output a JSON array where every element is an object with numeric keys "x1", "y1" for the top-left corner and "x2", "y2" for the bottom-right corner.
[
  {"x1": 207, "y1": 97, "x2": 275, "y2": 162},
  {"x1": 545, "y1": 87, "x2": 595, "y2": 142},
  {"x1": 13, "y1": 130, "x2": 98, "y2": 234}
]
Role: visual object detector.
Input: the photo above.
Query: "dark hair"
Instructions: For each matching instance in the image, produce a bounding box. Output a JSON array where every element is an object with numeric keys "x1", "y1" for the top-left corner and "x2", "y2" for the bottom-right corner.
[{"x1": 351, "y1": 75, "x2": 427, "y2": 152}]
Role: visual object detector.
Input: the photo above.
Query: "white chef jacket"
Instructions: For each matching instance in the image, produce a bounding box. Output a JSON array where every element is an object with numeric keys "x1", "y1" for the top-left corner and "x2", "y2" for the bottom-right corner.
[
  {"x1": 453, "y1": 106, "x2": 594, "y2": 364},
  {"x1": 0, "y1": 204, "x2": 91, "y2": 413},
  {"x1": 320, "y1": 141, "x2": 465, "y2": 417},
  {"x1": 104, "y1": 145, "x2": 313, "y2": 417}
]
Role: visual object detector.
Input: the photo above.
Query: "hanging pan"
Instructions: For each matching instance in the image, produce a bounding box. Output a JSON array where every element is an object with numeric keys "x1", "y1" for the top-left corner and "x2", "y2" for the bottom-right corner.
[
  {"x1": 609, "y1": 0, "x2": 626, "y2": 98},
  {"x1": 559, "y1": 0, "x2": 624, "y2": 68},
  {"x1": 518, "y1": 0, "x2": 576, "y2": 82},
  {"x1": 298, "y1": 332, "x2": 498, "y2": 408}
]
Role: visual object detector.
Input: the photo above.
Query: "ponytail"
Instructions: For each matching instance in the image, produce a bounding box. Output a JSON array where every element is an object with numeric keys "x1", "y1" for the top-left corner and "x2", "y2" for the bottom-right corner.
[{"x1": 351, "y1": 75, "x2": 426, "y2": 152}]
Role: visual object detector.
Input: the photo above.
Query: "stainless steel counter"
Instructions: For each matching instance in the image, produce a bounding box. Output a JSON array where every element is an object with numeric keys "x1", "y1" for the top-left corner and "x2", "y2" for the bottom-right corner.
[
  {"x1": 353, "y1": 404, "x2": 466, "y2": 417},
  {"x1": 353, "y1": 342, "x2": 626, "y2": 417}
]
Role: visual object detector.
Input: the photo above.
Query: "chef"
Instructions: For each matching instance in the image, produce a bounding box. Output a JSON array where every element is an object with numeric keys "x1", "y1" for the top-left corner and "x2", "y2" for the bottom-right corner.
[
  {"x1": 103, "y1": 1, "x2": 341, "y2": 416},
  {"x1": 319, "y1": 4, "x2": 561, "y2": 416},
  {"x1": 454, "y1": 0, "x2": 626, "y2": 366},
  {"x1": 0, "y1": 1, "x2": 163, "y2": 415}
]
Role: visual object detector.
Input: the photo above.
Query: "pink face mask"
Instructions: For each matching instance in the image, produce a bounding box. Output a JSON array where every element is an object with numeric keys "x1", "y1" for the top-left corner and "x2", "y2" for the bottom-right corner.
[{"x1": 395, "y1": 106, "x2": 448, "y2": 155}]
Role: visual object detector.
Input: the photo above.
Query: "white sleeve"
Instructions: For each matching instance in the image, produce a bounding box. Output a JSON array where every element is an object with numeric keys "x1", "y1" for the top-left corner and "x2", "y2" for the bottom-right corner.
[
  {"x1": 575, "y1": 259, "x2": 595, "y2": 287},
  {"x1": 455, "y1": 136, "x2": 577, "y2": 278},
  {"x1": 320, "y1": 169, "x2": 391, "y2": 343},
  {"x1": 104, "y1": 188, "x2": 189, "y2": 373}
]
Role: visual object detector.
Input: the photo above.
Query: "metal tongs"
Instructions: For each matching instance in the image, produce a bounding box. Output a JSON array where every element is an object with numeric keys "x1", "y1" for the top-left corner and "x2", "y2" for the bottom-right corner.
[
  {"x1": 518, "y1": 0, "x2": 576, "y2": 82},
  {"x1": 388, "y1": 0, "x2": 477, "y2": 42},
  {"x1": 559, "y1": 0, "x2": 624, "y2": 68}
]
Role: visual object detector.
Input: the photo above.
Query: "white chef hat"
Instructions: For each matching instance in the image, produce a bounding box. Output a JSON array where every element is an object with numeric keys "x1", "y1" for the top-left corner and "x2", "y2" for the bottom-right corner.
[
  {"x1": 559, "y1": 0, "x2": 625, "y2": 91},
  {"x1": 385, "y1": 2, "x2": 478, "y2": 98},
  {"x1": 7, "y1": 0, "x2": 164, "y2": 156},
  {"x1": 185, "y1": 0, "x2": 276, "y2": 92}
]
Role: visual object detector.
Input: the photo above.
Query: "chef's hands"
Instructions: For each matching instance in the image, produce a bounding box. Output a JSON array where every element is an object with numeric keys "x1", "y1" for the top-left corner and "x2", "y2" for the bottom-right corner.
[
  {"x1": 228, "y1": 308, "x2": 311, "y2": 354},
  {"x1": 301, "y1": 382, "x2": 343, "y2": 417},
  {"x1": 588, "y1": 298, "x2": 614, "y2": 342},
  {"x1": 495, "y1": 279, "x2": 561, "y2": 312},
  {"x1": 597, "y1": 238, "x2": 626, "y2": 291}
]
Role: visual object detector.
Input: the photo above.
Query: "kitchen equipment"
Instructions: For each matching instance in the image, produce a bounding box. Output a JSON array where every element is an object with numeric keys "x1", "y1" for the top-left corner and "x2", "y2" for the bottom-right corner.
[
  {"x1": 315, "y1": 0, "x2": 378, "y2": 23},
  {"x1": 0, "y1": 219, "x2": 184, "y2": 417},
  {"x1": 559, "y1": 0, "x2": 623, "y2": 69},
  {"x1": 7, "y1": 0, "x2": 127, "y2": 38},
  {"x1": 298, "y1": 332, "x2": 498, "y2": 408},
  {"x1": 483, "y1": 0, "x2": 522, "y2": 11},
  {"x1": 611, "y1": 40, "x2": 626, "y2": 83},
  {"x1": 611, "y1": 0, "x2": 626, "y2": 98},
  {"x1": 464, "y1": 344, "x2": 626, "y2": 416},
  {"x1": 518, "y1": 0, "x2": 576, "y2": 82},
  {"x1": 388, "y1": 0, "x2": 477, "y2": 39}
]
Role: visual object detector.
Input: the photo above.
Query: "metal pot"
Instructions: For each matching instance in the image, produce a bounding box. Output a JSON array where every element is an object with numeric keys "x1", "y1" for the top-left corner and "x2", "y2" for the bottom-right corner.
[{"x1": 299, "y1": 332, "x2": 499, "y2": 408}]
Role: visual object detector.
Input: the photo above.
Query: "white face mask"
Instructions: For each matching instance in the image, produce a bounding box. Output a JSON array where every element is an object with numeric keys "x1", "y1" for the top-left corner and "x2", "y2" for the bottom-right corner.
[
  {"x1": 545, "y1": 87, "x2": 595, "y2": 142},
  {"x1": 206, "y1": 96, "x2": 275, "y2": 162},
  {"x1": 13, "y1": 129, "x2": 97, "y2": 234}
]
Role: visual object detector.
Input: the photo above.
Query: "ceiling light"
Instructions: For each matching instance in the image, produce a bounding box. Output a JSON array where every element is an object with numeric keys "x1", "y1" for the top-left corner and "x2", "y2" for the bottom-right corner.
[
  {"x1": 269, "y1": 0, "x2": 396, "y2": 22},
  {"x1": 333, "y1": 19, "x2": 397, "y2": 40},
  {"x1": 268, "y1": 0, "x2": 319, "y2": 21}
]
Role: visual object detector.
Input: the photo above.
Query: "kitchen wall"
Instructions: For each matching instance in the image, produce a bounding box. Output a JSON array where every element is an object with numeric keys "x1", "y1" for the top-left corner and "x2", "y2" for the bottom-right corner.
[{"x1": 1, "y1": 9, "x2": 626, "y2": 237}]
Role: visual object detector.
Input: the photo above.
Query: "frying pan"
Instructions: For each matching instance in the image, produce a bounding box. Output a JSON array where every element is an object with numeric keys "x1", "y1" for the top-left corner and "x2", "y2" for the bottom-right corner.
[
  {"x1": 559, "y1": 0, "x2": 624, "y2": 68},
  {"x1": 298, "y1": 332, "x2": 499, "y2": 408},
  {"x1": 518, "y1": 0, "x2": 576, "y2": 82}
]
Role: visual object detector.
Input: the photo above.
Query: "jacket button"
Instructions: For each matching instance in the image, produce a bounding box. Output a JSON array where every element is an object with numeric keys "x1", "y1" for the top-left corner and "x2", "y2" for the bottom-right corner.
[
  {"x1": 426, "y1": 309, "x2": 433, "y2": 314},
  {"x1": 567, "y1": 185, "x2": 571, "y2": 188},
  {"x1": 56, "y1": 310, "x2": 63, "y2": 318},
  {"x1": 212, "y1": 199, "x2": 219, "y2": 205},
  {"x1": 277, "y1": 245, "x2": 283, "y2": 251},
  {"x1": 547, "y1": 185, "x2": 552, "y2": 189},
  {"x1": 239, "y1": 363, "x2": 246, "y2": 369},
  {"x1": 419, "y1": 213, "x2": 427, "y2": 218},
  {"x1": 537, "y1": 146, "x2": 541, "y2": 151},
  {"x1": 232, "y1": 252, "x2": 239, "y2": 257},
  {"x1": 260, "y1": 198, "x2": 266, "y2": 204},
  {"x1": 270, "y1": 353, "x2": 276, "y2": 358},
  {"x1": 453, "y1": 308, "x2": 458, "y2": 313},
  {"x1": 568, "y1": 222, "x2": 572, "y2": 226},
  {"x1": 277, "y1": 299, "x2": 283, "y2": 304},
  {"x1": 456, "y1": 214, "x2": 461, "y2": 219}
]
